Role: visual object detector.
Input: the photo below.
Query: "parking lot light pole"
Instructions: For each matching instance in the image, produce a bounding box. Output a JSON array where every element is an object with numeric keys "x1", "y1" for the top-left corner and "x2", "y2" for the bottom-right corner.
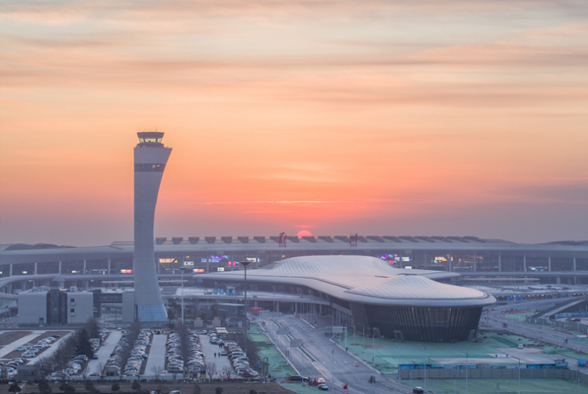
[
  {"x1": 466, "y1": 352, "x2": 469, "y2": 394},
  {"x1": 241, "y1": 261, "x2": 252, "y2": 357},
  {"x1": 512, "y1": 356, "x2": 521, "y2": 394},
  {"x1": 372, "y1": 328, "x2": 375, "y2": 394},
  {"x1": 180, "y1": 267, "x2": 186, "y2": 322},
  {"x1": 424, "y1": 344, "x2": 427, "y2": 393}
]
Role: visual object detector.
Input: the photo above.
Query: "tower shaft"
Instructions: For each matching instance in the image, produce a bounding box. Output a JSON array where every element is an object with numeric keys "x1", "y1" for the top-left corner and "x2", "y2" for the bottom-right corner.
[{"x1": 133, "y1": 132, "x2": 171, "y2": 322}]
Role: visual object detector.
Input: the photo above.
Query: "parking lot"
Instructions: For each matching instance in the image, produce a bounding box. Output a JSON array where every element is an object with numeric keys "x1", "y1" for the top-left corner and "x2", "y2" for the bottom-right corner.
[{"x1": 2, "y1": 326, "x2": 261, "y2": 383}]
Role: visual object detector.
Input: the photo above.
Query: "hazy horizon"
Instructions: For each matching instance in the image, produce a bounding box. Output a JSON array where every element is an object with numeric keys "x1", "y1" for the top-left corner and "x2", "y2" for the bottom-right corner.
[{"x1": 1, "y1": 1, "x2": 588, "y2": 247}]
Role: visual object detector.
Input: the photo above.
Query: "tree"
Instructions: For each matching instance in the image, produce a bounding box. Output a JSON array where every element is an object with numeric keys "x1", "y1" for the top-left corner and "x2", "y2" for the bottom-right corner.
[
  {"x1": 215, "y1": 388, "x2": 223, "y2": 394},
  {"x1": 84, "y1": 317, "x2": 100, "y2": 339},
  {"x1": 59, "y1": 383, "x2": 76, "y2": 394},
  {"x1": 206, "y1": 362, "x2": 217, "y2": 380},
  {"x1": 167, "y1": 308, "x2": 176, "y2": 322},
  {"x1": 38, "y1": 380, "x2": 52, "y2": 394},
  {"x1": 193, "y1": 385, "x2": 201, "y2": 394},
  {"x1": 131, "y1": 380, "x2": 141, "y2": 393},
  {"x1": 249, "y1": 390, "x2": 257, "y2": 394},
  {"x1": 97, "y1": 362, "x2": 105, "y2": 377},
  {"x1": 8, "y1": 383, "x2": 21, "y2": 393},
  {"x1": 76, "y1": 328, "x2": 94, "y2": 359},
  {"x1": 84, "y1": 380, "x2": 95, "y2": 392},
  {"x1": 151, "y1": 365, "x2": 163, "y2": 380},
  {"x1": 110, "y1": 383, "x2": 120, "y2": 393}
]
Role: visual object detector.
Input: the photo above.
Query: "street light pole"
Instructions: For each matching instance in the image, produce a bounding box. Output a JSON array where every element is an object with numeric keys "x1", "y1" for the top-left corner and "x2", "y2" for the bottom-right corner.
[
  {"x1": 241, "y1": 261, "x2": 251, "y2": 358},
  {"x1": 466, "y1": 352, "x2": 468, "y2": 394},
  {"x1": 180, "y1": 267, "x2": 185, "y2": 322},
  {"x1": 372, "y1": 328, "x2": 375, "y2": 394},
  {"x1": 424, "y1": 344, "x2": 427, "y2": 393}
]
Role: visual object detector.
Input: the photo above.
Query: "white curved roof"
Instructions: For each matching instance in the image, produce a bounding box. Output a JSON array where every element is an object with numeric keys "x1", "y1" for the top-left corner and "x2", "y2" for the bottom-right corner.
[{"x1": 201, "y1": 255, "x2": 496, "y2": 308}]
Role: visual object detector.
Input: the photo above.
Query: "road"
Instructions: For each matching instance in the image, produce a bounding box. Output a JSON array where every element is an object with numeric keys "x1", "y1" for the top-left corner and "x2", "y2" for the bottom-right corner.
[
  {"x1": 257, "y1": 313, "x2": 411, "y2": 394},
  {"x1": 484, "y1": 300, "x2": 588, "y2": 362}
]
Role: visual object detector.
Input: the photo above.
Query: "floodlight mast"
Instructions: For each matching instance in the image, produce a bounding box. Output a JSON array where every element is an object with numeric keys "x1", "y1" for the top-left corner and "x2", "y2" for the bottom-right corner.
[{"x1": 241, "y1": 261, "x2": 252, "y2": 357}]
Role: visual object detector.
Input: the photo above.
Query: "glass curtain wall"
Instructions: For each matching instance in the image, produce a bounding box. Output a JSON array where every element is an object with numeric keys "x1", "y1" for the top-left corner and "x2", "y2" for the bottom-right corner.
[{"x1": 365, "y1": 304, "x2": 483, "y2": 342}]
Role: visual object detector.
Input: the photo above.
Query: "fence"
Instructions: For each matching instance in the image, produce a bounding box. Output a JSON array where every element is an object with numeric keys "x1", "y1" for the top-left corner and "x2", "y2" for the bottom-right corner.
[{"x1": 400, "y1": 368, "x2": 588, "y2": 383}]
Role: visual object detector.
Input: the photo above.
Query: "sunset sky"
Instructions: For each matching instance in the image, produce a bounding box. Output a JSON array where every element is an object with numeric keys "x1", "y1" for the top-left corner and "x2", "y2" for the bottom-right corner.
[{"x1": 1, "y1": 0, "x2": 588, "y2": 246}]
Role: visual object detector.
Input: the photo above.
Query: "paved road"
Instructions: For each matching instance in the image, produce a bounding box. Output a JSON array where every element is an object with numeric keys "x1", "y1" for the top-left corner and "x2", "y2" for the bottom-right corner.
[
  {"x1": 144, "y1": 333, "x2": 167, "y2": 377},
  {"x1": 85, "y1": 330, "x2": 122, "y2": 374},
  {"x1": 486, "y1": 304, "x2": 587, "y2": 346},
  {"x1": 259, "y1": 313, "x2": 410, "y2": 394},
  {"x1": 485, "y1": 300, "x2": 588, "y2": 370}
]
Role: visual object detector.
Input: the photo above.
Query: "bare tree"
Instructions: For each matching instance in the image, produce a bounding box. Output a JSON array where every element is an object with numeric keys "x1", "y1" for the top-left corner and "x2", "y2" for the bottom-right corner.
[
  {"x1": 81, "y1": 366, "x2": 89, "y2": 381},
  {"x1": 151, "y1": 365, "x2": 163, "y2": 381},
  {"x1": 222, "y1": 366, "x2": 232, "y2": 380},
  {"x1": 47, "y1": 332, "x2": 77, "y2": 372},
  {"x1": 97, "y1": 362, "x2": 105, "y2": 377},
  {"x1": 206, "y1": 362, "x2": 217, "y2": 381}
]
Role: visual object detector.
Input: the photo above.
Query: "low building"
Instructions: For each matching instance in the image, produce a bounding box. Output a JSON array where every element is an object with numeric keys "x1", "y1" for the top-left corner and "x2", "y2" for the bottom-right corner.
[
  {"x1": 18, "y1": 291, "x2": 48, "y2": 325},
  {"x1": 18, "y1": 288, "x2": 94, "y2": 326}
]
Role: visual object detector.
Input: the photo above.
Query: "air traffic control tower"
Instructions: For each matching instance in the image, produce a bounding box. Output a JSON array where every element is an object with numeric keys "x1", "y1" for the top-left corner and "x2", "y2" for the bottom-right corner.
[{"x1": 133, "y1": 132, "x2": 171, "y2": 322}]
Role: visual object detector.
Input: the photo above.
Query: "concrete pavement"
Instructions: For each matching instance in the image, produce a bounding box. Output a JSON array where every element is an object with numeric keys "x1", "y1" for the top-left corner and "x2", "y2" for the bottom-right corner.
[
  {"x1": 144, "y1": 332, "x2": 167, "y2": 377},
  {"x1": 199, "y1": 334, "x2": 233, "y2": 379},
  {"x1": 85, "y1": 330, "x2": 122, "y2": 375}
]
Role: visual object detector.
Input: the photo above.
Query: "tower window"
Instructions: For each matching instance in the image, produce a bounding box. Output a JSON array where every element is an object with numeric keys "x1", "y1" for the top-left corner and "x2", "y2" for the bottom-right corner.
[{"x1": 135, "y1": 163, "x2": 166, "y2": 172}]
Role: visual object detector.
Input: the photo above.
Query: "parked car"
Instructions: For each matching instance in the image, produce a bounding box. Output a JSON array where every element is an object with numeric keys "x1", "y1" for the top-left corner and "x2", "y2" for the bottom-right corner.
[
  {"x1": 412, "y1": 388, "x2": 424, "y2": 394},
  {"x1": 317, "y1": 384, "x2": 329, "y2": 391}
]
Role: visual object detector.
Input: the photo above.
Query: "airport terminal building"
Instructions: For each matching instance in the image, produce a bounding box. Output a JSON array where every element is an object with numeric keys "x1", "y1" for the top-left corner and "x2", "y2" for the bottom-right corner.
[
  {"x1": 201, "y1": 255, "x2": 496, "y2": 342},
  {"x1": 3, "y1": 235, "x2": 588, "y2": 287}
]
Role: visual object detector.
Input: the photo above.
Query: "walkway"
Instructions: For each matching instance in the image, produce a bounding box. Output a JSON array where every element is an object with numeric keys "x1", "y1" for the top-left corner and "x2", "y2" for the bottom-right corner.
[
  {"x1": 144, "y1": 333, "x2": 167, "y2": 377},
  {"x1": 34, "y1": 332, "x2": 75, "y2": 366},
  {"x1": 85, "y1": 330, "x2": 123, "y2": 375},
  {"x1": 199, "y1": 334, "x2": 232, "y2": 379}
]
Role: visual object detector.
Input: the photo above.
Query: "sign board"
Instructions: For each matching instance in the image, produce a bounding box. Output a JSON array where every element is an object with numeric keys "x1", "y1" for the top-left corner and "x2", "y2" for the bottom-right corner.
[{"x1": 290, "y1": 339, "x2": 303, "y2": 347}]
